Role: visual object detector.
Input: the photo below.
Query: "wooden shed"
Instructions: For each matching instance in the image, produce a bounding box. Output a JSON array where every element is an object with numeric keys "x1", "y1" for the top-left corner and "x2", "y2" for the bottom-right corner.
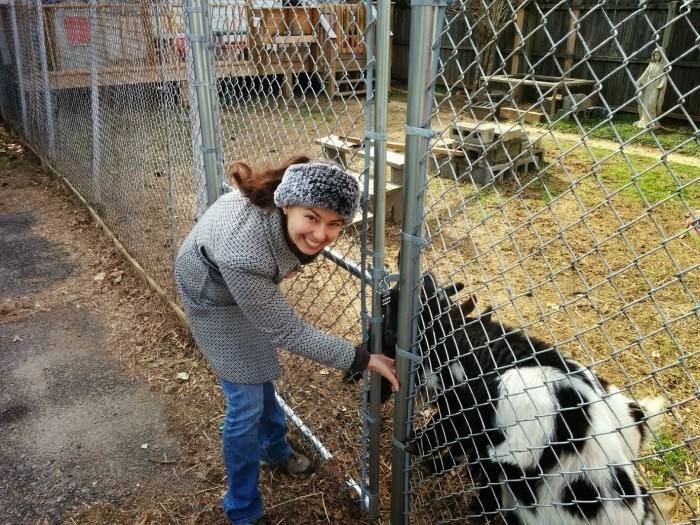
[{"x1": 38, "y1": 0, "x2": 385, "y2": 98}]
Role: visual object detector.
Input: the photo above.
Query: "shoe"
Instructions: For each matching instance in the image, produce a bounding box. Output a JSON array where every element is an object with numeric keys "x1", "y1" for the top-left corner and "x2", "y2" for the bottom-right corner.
[{"x1": 261, "y1": 451, "x2": 313, "y2": 476}]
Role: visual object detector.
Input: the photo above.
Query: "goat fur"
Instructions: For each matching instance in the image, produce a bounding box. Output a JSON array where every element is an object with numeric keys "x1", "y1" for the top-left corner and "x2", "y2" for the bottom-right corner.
[{"x1": 379, "y1": 272, "x2": 670, "y2": 525}]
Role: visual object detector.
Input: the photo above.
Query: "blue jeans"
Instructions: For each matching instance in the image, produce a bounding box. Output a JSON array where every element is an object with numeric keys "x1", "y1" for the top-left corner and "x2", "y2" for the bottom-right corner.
[{"x1": 220, "y1": 379, "x2": 292, "y2": 525}]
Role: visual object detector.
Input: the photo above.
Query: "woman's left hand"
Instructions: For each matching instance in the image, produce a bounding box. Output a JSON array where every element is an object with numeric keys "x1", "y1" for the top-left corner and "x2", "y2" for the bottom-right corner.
[{"x1": 367, "y1": 354, "x2": 400, "y2": 392}]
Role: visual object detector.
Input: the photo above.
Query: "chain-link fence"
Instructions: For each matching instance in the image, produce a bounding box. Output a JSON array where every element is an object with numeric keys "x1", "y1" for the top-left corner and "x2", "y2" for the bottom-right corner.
[
  {"x1": 0, "y1": 0, "x2": 387, "y2": 515},
  {"x1": 388, "y1": 1, "x2": 699, "y2": 523},
  {"x1": 1, "y1": 0, "x2": 699, "y2": 523}
]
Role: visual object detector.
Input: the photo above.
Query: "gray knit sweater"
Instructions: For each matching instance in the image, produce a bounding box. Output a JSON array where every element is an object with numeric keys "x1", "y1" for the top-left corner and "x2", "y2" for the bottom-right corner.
[{"x1": 174, "y1": 189, "x2": 357, "y2": 384}]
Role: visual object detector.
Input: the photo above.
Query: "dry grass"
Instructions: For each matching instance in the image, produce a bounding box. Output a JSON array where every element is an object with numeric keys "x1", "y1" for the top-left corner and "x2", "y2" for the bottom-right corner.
[
  {"x1": 8, "y1": 87, "x2": 698, "y2": 523},
  {"x1": 392, "y1": 130, "x2": 700, "y2": 522}
]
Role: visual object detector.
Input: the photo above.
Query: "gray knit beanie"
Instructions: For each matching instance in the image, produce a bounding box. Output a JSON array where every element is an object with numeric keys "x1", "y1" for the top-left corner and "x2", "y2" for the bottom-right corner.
[{"x1": 273, "y1": 161, "x2": 361, "y2": 226}]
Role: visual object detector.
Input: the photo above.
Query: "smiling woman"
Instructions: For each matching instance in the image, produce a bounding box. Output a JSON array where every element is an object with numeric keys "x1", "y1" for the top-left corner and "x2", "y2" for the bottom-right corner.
[
  {"x1": 173, "y1": 156, "x2": 399, "y2": 525},
  {"x1": 282, "y1": 206, "x2": 344, "y2": 255}
]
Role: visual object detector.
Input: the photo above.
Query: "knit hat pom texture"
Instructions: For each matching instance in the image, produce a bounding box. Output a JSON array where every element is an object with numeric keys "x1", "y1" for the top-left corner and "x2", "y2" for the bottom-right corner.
[{"x1": 273, "y1": 162, "x2": 361, "y2": 226}]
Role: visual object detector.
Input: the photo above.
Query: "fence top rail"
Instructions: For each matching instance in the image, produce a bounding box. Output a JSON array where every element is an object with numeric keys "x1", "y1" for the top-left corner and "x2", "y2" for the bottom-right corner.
[{"x1": 41, "y1": 2, "x2": 149, "y2": 9}]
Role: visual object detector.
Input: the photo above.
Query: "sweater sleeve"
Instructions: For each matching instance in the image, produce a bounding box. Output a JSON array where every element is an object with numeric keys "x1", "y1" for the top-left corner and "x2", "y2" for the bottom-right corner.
[
  {"x1": 350, "y1": 345, "x2": 371, "y2": 374},
  {"x1": 220, "y1": 264, "x2": 356, "y2": 371}
]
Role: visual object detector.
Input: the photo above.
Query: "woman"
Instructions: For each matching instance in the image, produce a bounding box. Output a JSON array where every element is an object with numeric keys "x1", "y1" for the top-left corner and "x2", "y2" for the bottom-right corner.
[
  {"x1": 635, "y1": 48, "x2": 668, "y2": 129},
  {"x1": 174, "y1": 156, "x2": 399, "y2": 525}
]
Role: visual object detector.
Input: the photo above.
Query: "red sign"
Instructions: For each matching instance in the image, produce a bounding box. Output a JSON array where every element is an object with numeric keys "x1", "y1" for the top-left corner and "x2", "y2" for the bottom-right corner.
[{"x1": 65, "y1": 17, "x2": 90, "y2": 45}]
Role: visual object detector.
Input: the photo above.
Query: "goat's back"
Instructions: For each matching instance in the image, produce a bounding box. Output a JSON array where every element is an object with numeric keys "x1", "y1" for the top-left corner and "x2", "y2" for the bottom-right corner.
[{"x1": 442, "y1": 314, "x2": 657, "y2": 525}]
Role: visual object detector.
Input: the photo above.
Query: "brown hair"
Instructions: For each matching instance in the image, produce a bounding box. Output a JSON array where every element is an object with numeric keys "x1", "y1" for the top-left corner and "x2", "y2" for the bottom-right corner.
[{"x1": 226, "y1": 155, "x2": 311, "y2": 208}]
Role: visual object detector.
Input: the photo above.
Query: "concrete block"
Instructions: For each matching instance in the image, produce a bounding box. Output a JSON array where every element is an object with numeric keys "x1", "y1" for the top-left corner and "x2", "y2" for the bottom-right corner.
[
  {"x1": 563, "y1": 93, "x2": 593, "y2": 111},
  {"x1": 588, "y1": 106, "x2": 607, "y2": 119},
  {"x1": 468, "y1": 103, "x2": 497, "y2": 121},
  {"x1": 452, "y1": 122, "x2": 497, "y2": 145}
]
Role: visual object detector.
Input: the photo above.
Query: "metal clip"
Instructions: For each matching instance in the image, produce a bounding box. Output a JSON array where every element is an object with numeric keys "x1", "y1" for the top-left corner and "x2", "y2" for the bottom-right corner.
[
  {"x1": 400, "y1": 231, "x2": 427, "y2": 247},
  {"x1": 396, "y1": 346, "x2": 422, "y2": 363},
  {"x1": 365, "y1": 130, "x2": 388, "y2": 141},
  {"x1": 405, "y1": 125, "x2": 436, "y2": 138}
]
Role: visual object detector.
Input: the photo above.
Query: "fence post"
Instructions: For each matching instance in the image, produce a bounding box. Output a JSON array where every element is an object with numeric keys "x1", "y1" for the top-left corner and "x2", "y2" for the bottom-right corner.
[
  {"x1": 88, "y1": 0, "x2": 101, "y2": 203},
  {"x1": 390, "y1": 1, "x2": 449, "y2": 523},
  {"x1": 34, "y1": 0, "x2": 55, "y2": 160},
  {"x1": 9, "y1": 0, "x2": 28, "y2": 135},
  {"x1": 364, "y1": 0, "x2": 392, "y2": 518},
  {"x1": 184, "y1": 0, "x2": 221, "y2": 214}
]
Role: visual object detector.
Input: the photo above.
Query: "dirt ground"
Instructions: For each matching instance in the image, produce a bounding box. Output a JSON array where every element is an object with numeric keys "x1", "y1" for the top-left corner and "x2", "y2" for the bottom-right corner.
[
  {"x1": 2, "y1": 98, "x2": 698, "y2": 524},
  {"x1": 0, "y1": 123, "x2": 377, "y2": 525}
]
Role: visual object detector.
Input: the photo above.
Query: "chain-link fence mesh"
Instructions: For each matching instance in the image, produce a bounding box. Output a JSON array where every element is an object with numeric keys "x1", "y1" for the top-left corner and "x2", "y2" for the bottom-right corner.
[
  {"x1": 391, "y1": 1, "x2": 699, "y2": 523},
  {"x1": 1, "y1": 0, "x2": 699, "y2": 523},
  {"x1": 0, "y1": 0, "x2": 383, "y2": 509}
]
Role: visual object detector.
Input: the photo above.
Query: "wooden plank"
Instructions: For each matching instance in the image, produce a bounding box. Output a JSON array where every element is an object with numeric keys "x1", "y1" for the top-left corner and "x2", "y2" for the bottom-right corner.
[
  {"x1": 343, "y1": 135, "x2": 405, "y2": 150},
  {"x1": 315, "y1": 135, "x2": 359, "y2": 154},
  {"x1": 510, "y1": 7, "x2": 526, "y2": 75},
  {"x1": 355, "y1": 147, "x2": 405, "y2": 168},
  {"x1": 453, "y1": 121, "x2": 527, "y2": 143},
  {"x1": 141, "y1": 3, "x2": 157, "y2": 68},
  {"x1": 48, "y1": 64, "x2": 186, "y2": 89},
  {"x1": 429, "y1": 137, "x2": 467, "y2": 158},
  {"x1": 344, "y1": 135, "x2": 466, "y2": 158},
  {"x1": 564, "y1": 8, "x2": 579, "y2": 71},
  {"x1": 661, "y1": 1, "x2": 678, "y2": 53},
  {"x1": 270, "y1": 35, "x2": 316, "y2": 45}
]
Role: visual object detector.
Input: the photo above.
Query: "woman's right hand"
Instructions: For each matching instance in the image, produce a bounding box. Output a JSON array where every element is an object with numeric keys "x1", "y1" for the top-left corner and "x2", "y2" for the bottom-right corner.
[{"x1": 367, "y1": 354, "x2": 400, "y2": 393}]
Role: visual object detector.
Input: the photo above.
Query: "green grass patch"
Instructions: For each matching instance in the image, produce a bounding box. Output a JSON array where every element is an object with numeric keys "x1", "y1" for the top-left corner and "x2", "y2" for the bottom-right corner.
[
  {"x1": 542, "y1": 113, "x2": 700, "y2": 157},
  {"x1": 593, "y1": 148, "x2": 700, "y2": 208},
  {"x1": 640, "y1": 430, "x2": 690, "y2": 489},
  {"x1": 534, "y1": 138, "x2": 700, "y2": 210}
]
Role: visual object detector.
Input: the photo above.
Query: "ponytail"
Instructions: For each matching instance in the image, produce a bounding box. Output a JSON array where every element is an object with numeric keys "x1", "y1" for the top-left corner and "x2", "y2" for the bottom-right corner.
[{"x1": 226, "y1": 155, "x2": 310, "y2": 208}]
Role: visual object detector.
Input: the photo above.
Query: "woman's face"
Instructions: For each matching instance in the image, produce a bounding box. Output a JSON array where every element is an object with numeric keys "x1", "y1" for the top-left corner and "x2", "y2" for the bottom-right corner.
[
  {"x1": 283, "y1": 205, "x2": 344, "y2": 255},
  {"x1": 653, "y1": 50, "x2": 661, "y2": 61}
]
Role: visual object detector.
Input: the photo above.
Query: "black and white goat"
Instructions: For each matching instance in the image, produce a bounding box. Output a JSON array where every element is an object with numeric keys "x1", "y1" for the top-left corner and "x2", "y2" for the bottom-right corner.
[{"x1": 378, "y1": 272, "x2": 675, "y2": 525}]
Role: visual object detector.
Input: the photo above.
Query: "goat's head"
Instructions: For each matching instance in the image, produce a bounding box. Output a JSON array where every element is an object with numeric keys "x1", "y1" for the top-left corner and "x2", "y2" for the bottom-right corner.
[
  {"x1": 381, "y1": 272, "x2": 473, "y2": 360},
  {"x1": 347, "y1": 271, "x2": 476, "y2": 403}
]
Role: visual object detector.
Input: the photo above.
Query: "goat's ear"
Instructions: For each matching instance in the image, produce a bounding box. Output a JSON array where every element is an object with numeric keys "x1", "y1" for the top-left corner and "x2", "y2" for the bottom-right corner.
[
  {"x1": 444, "y1": 282, "x2": 465, "y2": 297},
  {"x1": 450, "y1": 296, "x2": 476, "y2": 321},
  {"x1": 422, "y1": 272, "x2": 438, "y2": 298}
]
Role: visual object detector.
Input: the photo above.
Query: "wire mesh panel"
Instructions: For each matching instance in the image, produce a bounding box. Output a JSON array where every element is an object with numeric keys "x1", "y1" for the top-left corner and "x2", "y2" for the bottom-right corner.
[
  {"x1": 4, "y1": 0, "x2": 698, "y2": 521},
  {"x1": 393, "y1": 0, "x2": 700, "y2": 523},
  {"x1": 0, "y1": 5, "x2": 23, "y2": 128},
  {"x1": 210, "y1": 0, "x2": 388, "y2": 511},
  {"x1": 0, "y1": 0, "x2": 200, "y2": 298},
  {"x1": 211, "y1": 1, "x2": 376, "y2": 165},
  {"x1": 0, "y1": 0, "x2": 389, "y2": 515}
]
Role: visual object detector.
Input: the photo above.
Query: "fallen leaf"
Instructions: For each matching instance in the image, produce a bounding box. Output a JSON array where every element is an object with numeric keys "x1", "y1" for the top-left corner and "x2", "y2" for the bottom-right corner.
[
  {"x1": 93, "y1": 272, "x2": 106, "y2": 281},
  {"x1": 176, "y1": 372, "x2": 190, "y2": 381}
]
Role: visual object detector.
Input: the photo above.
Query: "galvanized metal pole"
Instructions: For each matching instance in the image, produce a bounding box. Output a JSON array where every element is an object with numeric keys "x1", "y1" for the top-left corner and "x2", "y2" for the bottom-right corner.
[
  {"x1": 367, "y1": 0, "x2": 392, "y2": 518},
  {"x1": 184, "y1": 0, "x2": 221, "y2": 213},
  {"x1": 360, "y1": 0, "x2": 376, "y2": 514},
  {"x1": 34, "y1": 0, "x2": 55, "y2": 160},
  {"x1": 88, "y1": 0, "x2": 101, "y2": 202},
  {"x1": 9, "y1": 0, "x2": 28, "y2": 135},
  {"x1": 152, "y1": 3, "x2": 179, "y2": 264},
  {"x1": 390, "y1": 1, "x2": 449, "y2": 523}
]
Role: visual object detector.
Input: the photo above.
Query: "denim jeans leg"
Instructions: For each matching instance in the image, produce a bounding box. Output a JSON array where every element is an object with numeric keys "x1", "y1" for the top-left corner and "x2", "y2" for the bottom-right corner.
[
  {"x1": 220, "y1": 379, "x2": 265, "y2": 525},
  {"x1": 258, "y1": 381, "x2": 293, "y2": 464}
]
